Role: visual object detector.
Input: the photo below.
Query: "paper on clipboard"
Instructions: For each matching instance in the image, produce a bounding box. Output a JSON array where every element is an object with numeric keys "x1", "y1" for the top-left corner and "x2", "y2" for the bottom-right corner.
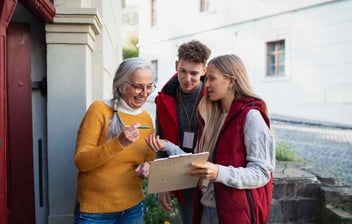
[{"x1": 147, "y1": 152, "x2": 209, "y2": 194}]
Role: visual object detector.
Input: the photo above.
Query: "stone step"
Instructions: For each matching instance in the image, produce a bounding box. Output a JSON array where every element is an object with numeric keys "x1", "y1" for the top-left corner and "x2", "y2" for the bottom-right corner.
[
  {"x1": 322, "y1": 186, "x2": 352, "y2": 214},
  {"x1": 270, "y1": 162, "x2": 351, "y2": 223},
  {"x1": 321, "y1": 204, "x2": 352, "y2": 224},
  {"x1": 273, "y1": 181, "x2": 321, "y2": 199},
  {"x1": 269, "y1": 222, "x2": 315, "y2": 224},
  {"x1": 273, "y1": 162, "x2": 321, "y2": 199},
  {"x1": 269, "y1": 197, "x2": 320, "y2": 223}
]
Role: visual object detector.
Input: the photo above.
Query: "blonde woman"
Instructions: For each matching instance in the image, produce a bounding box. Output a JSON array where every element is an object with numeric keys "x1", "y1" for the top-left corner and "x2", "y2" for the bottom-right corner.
[
  {"x1": 189, "y1": 54, "x2": 275, "y2": 224},
  {"x1": 74, "y1": 57, "x2": 156, "y2": 224}
]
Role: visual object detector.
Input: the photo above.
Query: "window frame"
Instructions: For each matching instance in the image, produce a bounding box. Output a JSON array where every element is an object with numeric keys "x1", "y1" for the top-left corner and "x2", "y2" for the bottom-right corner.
[
  {"x1": 266, "y1": 40, "x2": 285, "y2": 77},
  {"x1": 151, "y1": 0, "x2": 157, "y2": 27},
  {"x1": 199, "y1": 0, "x2": 215, "y2": 13},
  {"x1": 200, "y1": 0, "x2": 209, "y2": 12},
  {"x1": 151, "y1": 59, "x2": 158, "y2": 83}
]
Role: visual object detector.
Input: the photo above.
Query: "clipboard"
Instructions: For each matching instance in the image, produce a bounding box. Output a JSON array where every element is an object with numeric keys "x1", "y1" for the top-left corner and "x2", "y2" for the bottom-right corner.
[{"x1": 147, "y1": 152, "x2": 209, "y2": 194}]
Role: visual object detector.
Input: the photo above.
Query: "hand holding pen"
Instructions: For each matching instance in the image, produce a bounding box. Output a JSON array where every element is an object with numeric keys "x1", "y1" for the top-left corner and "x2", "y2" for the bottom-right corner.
[{"x1": 118, "y1": 123, "x2": 150, "y2": 147}]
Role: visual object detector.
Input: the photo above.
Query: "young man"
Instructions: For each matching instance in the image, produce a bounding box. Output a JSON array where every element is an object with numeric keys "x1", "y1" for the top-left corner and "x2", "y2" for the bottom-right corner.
[{"x1": 154, "y1": 40, "x2": 211, "y2": 224}]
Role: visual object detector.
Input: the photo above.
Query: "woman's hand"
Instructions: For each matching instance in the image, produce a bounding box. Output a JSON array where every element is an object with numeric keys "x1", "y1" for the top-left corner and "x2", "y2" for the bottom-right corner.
[
  {"x1": 145, "y1": 134, "x2": 167, "y2": 152},
  {"x1": 118, "y1": 123, "x2": 140, "y2": 147},
  {"x1": 188, "y1": 161, "x2": 219, "y2": 180},
  {"x1": 135, "y1": 162, "x2": 151, "y2": 178}
]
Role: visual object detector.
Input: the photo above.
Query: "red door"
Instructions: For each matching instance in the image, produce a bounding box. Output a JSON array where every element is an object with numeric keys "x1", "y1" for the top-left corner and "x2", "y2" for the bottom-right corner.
[{"x1": 6, "y1": 23, "x2": 36, "y2": 224}]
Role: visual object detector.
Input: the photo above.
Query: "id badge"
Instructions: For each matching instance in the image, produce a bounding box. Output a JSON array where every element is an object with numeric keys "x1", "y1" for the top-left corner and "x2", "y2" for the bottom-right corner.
[
  {"x1": 201, "y1": 179, "x2": 209, "y2": 192},
  {"x1": 182, "y1": 131, "x2": 194, "y2": 149}
]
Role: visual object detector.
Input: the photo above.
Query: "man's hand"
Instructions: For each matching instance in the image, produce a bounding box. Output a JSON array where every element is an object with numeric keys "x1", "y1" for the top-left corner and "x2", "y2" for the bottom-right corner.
[{"x1": 158, "y1": 192, "x2": 173, "y2": 211}]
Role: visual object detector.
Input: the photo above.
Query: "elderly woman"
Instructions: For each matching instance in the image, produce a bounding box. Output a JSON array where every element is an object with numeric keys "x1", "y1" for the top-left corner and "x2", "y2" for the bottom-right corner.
[{"x1": 74, "y1": 57, "x2": 156, "y2": 224}]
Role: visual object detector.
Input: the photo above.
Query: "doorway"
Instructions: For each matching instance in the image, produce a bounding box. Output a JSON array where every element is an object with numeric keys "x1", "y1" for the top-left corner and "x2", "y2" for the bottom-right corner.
[{"x1": 7, "y1": 21, "x2": 48, "y2": 224}]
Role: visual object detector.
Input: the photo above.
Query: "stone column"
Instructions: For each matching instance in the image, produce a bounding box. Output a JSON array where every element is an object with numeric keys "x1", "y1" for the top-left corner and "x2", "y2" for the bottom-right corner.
[{"x1": 45, "y1": 8, "x2": 102, "y2": 223}]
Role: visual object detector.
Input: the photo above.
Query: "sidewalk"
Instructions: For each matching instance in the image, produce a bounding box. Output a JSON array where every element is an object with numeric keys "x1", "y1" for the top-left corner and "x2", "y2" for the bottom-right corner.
[
  {"x1": 271, "y1": 114, "x2": 352, "y2": 129},
  {"x1": 271, "y1": 118, "x2": 352, "y2": 187}
]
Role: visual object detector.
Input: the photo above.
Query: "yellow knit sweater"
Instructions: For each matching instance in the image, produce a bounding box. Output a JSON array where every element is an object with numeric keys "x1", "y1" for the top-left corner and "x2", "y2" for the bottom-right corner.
[{"x1": 74, "y1": 100, "x2": 156, "y2": 213}]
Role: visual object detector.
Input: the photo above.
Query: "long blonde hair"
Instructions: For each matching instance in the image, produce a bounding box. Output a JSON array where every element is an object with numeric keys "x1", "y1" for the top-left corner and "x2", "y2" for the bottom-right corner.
[{"x1": 197, "y1": 54, "x2": 267, "y2": 153}]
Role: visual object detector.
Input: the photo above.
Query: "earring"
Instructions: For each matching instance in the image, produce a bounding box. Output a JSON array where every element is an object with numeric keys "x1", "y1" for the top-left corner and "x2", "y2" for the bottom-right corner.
[{"x1": 228, "y1": 85, "x2": 234, "y2": 92}]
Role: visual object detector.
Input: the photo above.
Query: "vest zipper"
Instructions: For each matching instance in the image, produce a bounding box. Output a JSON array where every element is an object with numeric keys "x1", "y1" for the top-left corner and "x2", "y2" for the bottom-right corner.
[{"x1": 246, "y1": 190, "x2": 256, "y2": 224}]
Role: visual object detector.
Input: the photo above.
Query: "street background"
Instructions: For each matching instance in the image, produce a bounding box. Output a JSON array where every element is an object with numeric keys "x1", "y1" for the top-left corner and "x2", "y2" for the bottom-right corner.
[{"x1": 145, "y1": 101, "x2": 352, "y2": 187}]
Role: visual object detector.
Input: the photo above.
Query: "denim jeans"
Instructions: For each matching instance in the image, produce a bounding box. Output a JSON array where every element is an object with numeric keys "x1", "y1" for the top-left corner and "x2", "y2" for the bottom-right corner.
[
  {"x1": 74, "y1": 201, "x2": 144, "y2": 224},
  {"x1": 178, "y1": 188, "x2": 194, "y2": 224},
  {"x1": 200, "y1": 206, "x2": 219, "y2": 224}
]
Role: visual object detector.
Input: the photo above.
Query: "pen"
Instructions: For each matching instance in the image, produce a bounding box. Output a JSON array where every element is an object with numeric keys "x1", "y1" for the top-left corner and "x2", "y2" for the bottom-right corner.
[{"x1": 138, "y1": 125, "x2": 151, "y2": 129}]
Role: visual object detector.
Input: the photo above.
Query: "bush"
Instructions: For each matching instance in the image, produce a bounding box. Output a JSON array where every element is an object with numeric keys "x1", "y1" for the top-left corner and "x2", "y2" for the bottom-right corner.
[
  {"x1": 123, "y1": 45, "x2": 139, "y2": 59},
  {"x1": 123, "y1": 32, "x2": 139, "y2": 59},
  {"x1": 276, "y1": 142, "x2": 297, "y2": 161},
  {"x1": 143, "y1": 179, "x2": 181, "y2": 224}
]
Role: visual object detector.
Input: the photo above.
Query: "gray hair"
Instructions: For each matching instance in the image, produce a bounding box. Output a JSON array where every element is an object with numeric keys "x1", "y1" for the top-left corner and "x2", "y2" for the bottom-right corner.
[{"x1": 109, "y1": 57, "x2": 152, "y2": 138}]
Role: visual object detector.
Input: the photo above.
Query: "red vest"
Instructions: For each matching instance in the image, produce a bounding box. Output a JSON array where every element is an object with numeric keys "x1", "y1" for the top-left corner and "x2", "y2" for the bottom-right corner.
[
  {"x1": 155, "y1": 74, "x2": 205, "y2": 202},
  {"x1": 193, "y1": 98, "x2": 273, "y2": 224},
  {"x1": 155, "y1": 90, "x2": 179, "y2": 144}
]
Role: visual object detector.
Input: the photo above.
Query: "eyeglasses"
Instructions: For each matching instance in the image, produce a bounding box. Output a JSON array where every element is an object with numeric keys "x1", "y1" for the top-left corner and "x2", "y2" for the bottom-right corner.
[{"x1": 125, "y1": 81, "x2": 156, "y2": 94}]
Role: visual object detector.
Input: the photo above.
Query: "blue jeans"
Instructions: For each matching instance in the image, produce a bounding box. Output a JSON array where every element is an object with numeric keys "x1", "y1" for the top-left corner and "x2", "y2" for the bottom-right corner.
[
  {"x1": 200, "y1": 206, "x2": 219, "y2": 224},
  {"x1": 178, "y1": 188, "x2": 194, "y2": 224},
  {"x1": 74, "y1": 201, "x2": 144, "y2": 224}
]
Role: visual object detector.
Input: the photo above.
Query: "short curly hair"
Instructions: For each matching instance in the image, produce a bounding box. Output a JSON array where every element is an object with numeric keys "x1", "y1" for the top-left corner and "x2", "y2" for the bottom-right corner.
[{"x1": 177, "y1": 40, "x2": 211, "y2": 64}]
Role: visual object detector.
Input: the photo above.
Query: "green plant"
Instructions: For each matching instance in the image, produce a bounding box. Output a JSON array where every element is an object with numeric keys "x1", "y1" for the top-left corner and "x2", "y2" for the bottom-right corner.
[
  {"x1": 143, "y1": 179, "x2": 181, "y2": 224},
  {"x1": 123, "y1": 32, "x2": 139, "y2": 59},
  {"x1": 275, "y1": 141, "x2": 297, "y2": 161}
]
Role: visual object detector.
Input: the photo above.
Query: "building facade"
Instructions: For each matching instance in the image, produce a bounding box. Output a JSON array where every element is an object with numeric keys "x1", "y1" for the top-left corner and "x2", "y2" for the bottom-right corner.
[
  {"x1": 0, "y1": 0, "x2": 122, "y2": 223},
  {"x1": 138, "y1": 0, "x2": 352, "y2": 126}
]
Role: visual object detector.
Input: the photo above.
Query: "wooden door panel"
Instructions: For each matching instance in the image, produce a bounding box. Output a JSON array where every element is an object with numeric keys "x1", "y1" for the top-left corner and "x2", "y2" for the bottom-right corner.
[{"x1": 7, "y1": 23, "x2": 36, "y2": 224}]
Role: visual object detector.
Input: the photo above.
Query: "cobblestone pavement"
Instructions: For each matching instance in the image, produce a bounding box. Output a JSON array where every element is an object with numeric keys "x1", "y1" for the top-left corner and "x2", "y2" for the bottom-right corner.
[{"x1": 271, "y1": 120, "x2": 352, "y2": 187}]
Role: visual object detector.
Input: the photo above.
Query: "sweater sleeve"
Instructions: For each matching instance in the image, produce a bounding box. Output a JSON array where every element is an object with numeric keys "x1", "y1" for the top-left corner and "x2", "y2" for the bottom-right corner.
[
  {"x1": 74, "y1": 102, "x2": 125, "y2": 172},
  {"x1": 163, "y1": 141, "x2": 186, "y2": 155},
  {"x1": 215, "y1": 109, "x2": 275, "y2": 189}
]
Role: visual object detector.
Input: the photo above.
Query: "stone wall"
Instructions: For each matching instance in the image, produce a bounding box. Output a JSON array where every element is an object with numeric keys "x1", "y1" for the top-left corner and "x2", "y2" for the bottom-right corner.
[{"x1": 269, "y1": 162, "x2": 352, "y2": 224}]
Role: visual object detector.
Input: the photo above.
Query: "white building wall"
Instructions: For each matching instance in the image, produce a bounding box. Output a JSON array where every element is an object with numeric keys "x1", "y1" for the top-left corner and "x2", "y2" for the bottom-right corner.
[
  {"x1": 139, "y1": 0, "x2": 352, "y2": 126},
  {"x1": 93, "y1": 0, "x2": 123, "y2": 99},
  {"x1": 255, "y1": 1, "x2": 352, "y2": 124}
]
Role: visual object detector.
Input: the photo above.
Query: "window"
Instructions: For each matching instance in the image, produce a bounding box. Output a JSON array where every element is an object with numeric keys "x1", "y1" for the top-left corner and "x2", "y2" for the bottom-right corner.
[
  {"x1": 200, "y1": 0, "x2": 214, "y2": 12},
  {"x1": 122, "y1": 13, "x2": 138, "y2": 26},
  {"x1": 151, "y1": 60, "x2": 158, "y2": 83},
  {"x1": 266, "y1": 40, "x2": 285, "y2": 76},
  {"x1": 151, "y1": 0, "x2": 157, "y2": 27}
]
